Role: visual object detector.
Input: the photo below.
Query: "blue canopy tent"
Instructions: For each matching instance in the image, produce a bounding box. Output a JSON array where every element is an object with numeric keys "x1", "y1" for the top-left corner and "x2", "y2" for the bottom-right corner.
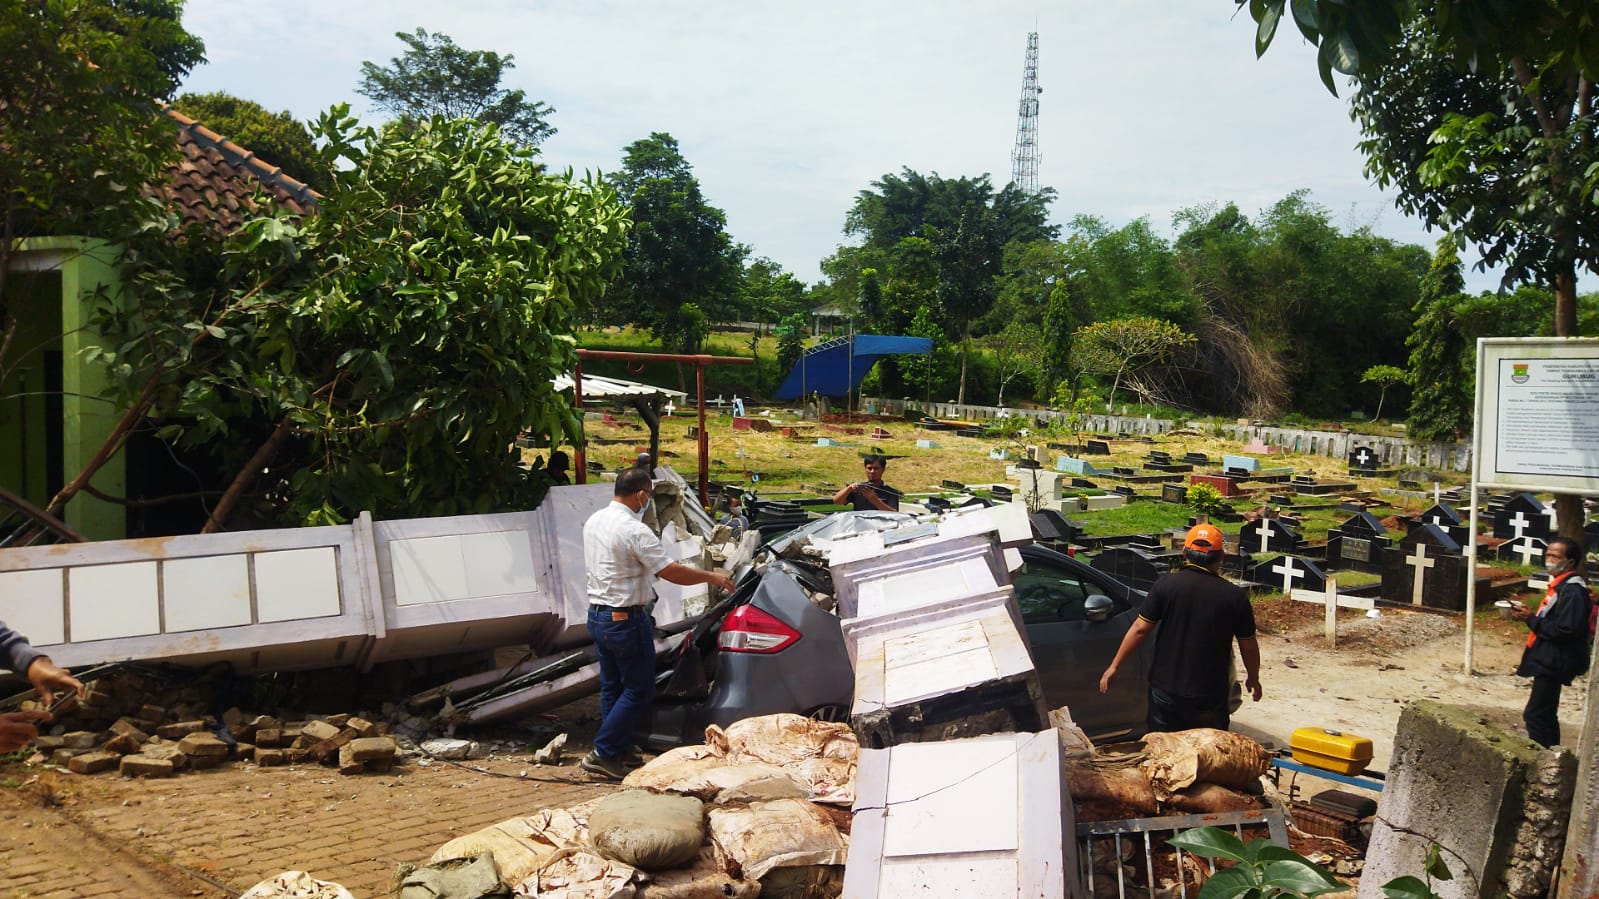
[{"x1": 774, "y1": 334, "x2": 933, "y2": 401}]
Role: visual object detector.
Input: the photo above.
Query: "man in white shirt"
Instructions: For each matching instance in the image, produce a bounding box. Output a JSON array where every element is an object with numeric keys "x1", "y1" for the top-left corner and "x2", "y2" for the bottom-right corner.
[{"x1": 581, "y1": 469, "x2": 736, "y2": 779}]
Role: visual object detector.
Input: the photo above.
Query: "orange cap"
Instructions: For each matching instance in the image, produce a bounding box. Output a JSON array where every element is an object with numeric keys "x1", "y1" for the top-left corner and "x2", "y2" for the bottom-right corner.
[{"x1": 1184, "y1": 523, "x2": 1225, "y2": 551}]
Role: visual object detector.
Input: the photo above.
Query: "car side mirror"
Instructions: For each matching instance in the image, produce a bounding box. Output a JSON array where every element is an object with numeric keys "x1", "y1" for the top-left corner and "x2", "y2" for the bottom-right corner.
[{"x1": 1084, "y1": 594, "x2": 1115, "y2": 623}]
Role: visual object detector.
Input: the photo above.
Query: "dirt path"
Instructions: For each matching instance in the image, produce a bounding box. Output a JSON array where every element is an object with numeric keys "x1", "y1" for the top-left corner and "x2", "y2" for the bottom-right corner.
[{"x1": 1230, "y1": 597, "x2": 1589, "y2": 778}]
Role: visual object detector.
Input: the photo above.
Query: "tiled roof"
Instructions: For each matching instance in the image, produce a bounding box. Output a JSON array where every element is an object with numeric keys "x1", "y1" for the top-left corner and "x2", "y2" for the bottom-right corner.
[{"x1": 155, "y1": 107, "x2": 318, "y2": 231}]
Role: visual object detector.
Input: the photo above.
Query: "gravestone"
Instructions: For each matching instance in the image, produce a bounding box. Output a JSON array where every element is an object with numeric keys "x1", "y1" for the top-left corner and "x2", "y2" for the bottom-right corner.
[
  {"x1": 1029, "y1": 509, "x2": 1083, "y2": 543},
  {"x1": 1497, "y1": 535, "x2": 1547, "y2": 567},
  {"x1": 1113, "y1": 485, "x2": 1137, "y2": 498},
  {"x1": 1161, "y1": 482, "x2": 1188, "y2": 504},
  {"x1": 1181, "y1": 452, "x2": 1211, "y2": 466},
  {"x1": 1248, "y1": 554, "x2": 1328, "y2": 594},
  {"x1": 1241, "y1": 517, "x2": 1303, "y2": 555},
  {"x1": 1346, "y1": 445, "x2": 1393, "y2": 476},
  {"x1": 1381, "y1": 523, "x2": 1469, "y2": 611},
  {"x1": 1190, "y1": 474, "x2": 1241, "y2": 497},
  {"x1": 1222, "y1": 455, "x2": 1260, "y2": 473},
  {"x1": 990, "y1": 485, "x2": 1013, "y2": 502},
  {"x1": 1492, "y1": 493, "x2": 1556, "y2": 543},
  {"x1": 1326, "y1": 510, "x2": 1390, "y2": 574},
  {"x1": 1269, "y1": 493, "x2": 1295, "y2": 507},
  {"x1": 941, "y1": 479, "x2": 966, "y2": 491},
  {"x1": 1289, "y1": 474, "x2": 1358, "y2": 495},
  {"x1": 1144, "y1": 450, "x2": 1192, "y2": 473},
  {"x1": 1071, "y1": 478, "x2": 1099, "y2": 489},
  {"x1": 1085, "y1": 439, "x2": 1112, "y2": 455},
  {"x1": 1056, "y1": 456, "x2": 1097, "y2": 476},
  {"x1": 1417, "y1": 503, "x2": 1469, "y2": 544},
  {"x1": 1090, "y1": 546, "x2": 1164, "y2": 592}
]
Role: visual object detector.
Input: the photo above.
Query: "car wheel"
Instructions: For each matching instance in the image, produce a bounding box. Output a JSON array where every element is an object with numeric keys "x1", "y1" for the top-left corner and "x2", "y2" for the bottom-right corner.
[{"x1": 805, "y1": 704, "x2": 849, "y2": 723}]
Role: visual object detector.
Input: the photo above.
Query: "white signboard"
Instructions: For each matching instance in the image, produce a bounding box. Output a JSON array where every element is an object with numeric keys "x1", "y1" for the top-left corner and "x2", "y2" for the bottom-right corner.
[{"x1": 1475, "y1": 338, "x2": 1599, "y2": 494}]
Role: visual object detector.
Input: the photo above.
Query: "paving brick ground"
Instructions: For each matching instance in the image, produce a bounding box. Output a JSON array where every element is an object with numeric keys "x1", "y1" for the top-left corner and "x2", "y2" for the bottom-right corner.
[{"x1": 3, "y1": 745, "x2": 617, "y2": 897}]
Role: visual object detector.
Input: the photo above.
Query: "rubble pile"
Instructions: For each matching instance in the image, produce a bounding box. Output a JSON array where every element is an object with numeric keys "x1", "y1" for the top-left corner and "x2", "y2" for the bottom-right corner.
[
  {"x1": 406, "y1": 713, "x2": 855, "y2": 898},
  {"x1": 20, "y1": 669, "x2": 401, "y2": 778}
]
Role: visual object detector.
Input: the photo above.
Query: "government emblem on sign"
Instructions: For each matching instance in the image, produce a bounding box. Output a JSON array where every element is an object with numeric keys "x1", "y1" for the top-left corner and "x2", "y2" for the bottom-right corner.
[{"x1": 1511, "y1": 362, "x2": 1530, "y2": 384}]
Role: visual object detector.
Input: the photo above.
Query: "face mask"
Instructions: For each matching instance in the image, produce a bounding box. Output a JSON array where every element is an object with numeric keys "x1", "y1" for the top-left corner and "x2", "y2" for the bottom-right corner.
[
  {"x1": 1546, "y1": 557, "x2": 1570, "y2": 575},
  {"x1": 637, "y1": 496, "x2": 652, "y2": 519}
]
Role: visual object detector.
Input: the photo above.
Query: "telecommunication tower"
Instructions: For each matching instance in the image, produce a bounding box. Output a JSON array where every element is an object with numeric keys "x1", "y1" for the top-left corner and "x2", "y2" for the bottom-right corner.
[{"x1": 1010, "y1": 32, "x2": 1041, "y2": 194}]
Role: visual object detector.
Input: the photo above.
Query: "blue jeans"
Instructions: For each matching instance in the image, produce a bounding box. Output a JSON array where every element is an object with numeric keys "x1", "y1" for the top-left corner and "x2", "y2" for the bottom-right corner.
[
  {"x1": 587, "y1": 605, "x2": 656, "y2": 760},
  {"x1": 1147, "y1": 685, "x2": 1229, "y2": 733}
]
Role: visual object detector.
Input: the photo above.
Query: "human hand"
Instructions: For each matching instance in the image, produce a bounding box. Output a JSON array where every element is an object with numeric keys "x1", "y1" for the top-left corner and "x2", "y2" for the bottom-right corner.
[
  {"x1": 1098, "y1": 666, "x2": 1116, "y2": 694},
  {"x1": 26, "y1": 657, "x2": 82, "y2": 706},
  {"x1": 0, "y1": 710, "x2": 49, "y2": 753},
  {"x1": 1246, "y1": 676, "x2": 1263, "y2": 702},
  {"x1": 711, "y1": 571, "x2": 736, "y2": 593}
]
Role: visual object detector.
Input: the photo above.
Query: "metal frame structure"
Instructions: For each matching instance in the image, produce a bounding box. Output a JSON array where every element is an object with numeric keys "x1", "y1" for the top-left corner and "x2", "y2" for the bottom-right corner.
[
  {"x1": 1077, "y1": 808, "x2": 1290, "y2": 898},
  {"x1": 1011, "y1": 32, "x2": 1042, "y2": 194}
]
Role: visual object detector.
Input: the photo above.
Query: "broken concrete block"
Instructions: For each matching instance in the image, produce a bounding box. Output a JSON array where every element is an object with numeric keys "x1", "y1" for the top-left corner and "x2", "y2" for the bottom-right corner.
[
  {"x1": 140, "y1": 744, "x2": 188, "y2": 770},
  {"x1": 61, "y1": 731, "x2": 100, "y2": 750},
  {"x1": 31, "y1": 735, "x2": 64, "y2": 752},
  {"x1": 420, "y1": 738, "x2": 478, "y2": 760},
  {"x1": 109, "y1": 718, "x2": 150, "y2": 743},
  {"x1": 302, "y1": 720, "x2": 341, "y2": 742},
  {"x1": 138, "y1": 704, "x2": 166, "y2": 722},
  {"x1": 177, "y1": 733, "x2": 229, "y2": 768},
  {"x1": 532, "y1": 733, "x2": 568, "y2": 766},
  {"x1": 346, "y1": 717, "x2": 378, "y2": 737},
  {"x1": 156, "y1": 720, "x2": 206, "y2": 740},
  {"x1": 366, "y1": 757, "x2": 395, "y2": 773},
  {"x1": 323, "y1": 713, "x2": 350, "y2": 728},
  {"x1": 51, "y1": 748, "x2": 84, "y2": 765},
  {"x1": 255, "y1": 748, "x2": 286, "y2": 767},
  {"x1": 336, "y1": 744, "x2": 365, "y2": 775},
  {"x1": 348, "y1": 737, "x2": 398, "y2": 763},
  {"x1": 119, "y1": 754, "x2": 176, "y2": 778},
  {"x1": 233, "y1": 742, "x2": 254, "y2": 760},
  {"x1": 68, "y1": 751, "x2": 120, "y2": 775},
  {"x1": 249, "y1": 714, "x2": 281, "y2": 731},
  {"x1": 255, "y1": 728, "x2": 282, "y2": 747},
  {"x1": 102, "y1": 733, "x2": 143, "y2": 756}
]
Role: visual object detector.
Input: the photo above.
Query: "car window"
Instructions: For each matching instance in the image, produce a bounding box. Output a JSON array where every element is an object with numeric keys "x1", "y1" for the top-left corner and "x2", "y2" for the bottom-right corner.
[{"x1": 1013, "y1": 560, "x2": 1093, "y2": 623}]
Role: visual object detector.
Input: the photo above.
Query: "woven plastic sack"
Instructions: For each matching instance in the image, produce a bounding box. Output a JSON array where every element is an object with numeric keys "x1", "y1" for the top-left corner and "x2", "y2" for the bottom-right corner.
[{"x1": 588, "y1": 790, "x2": 705, "y2": 872}]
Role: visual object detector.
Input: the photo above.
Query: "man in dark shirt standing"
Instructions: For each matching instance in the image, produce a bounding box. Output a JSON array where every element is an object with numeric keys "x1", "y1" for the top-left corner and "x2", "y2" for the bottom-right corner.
[
  {"x1": 1098, "y1": 523, "x2": 1262, "y2": 732},
  {"x1": 833, "y1": 453, "x2": 902, "y2": 512}
]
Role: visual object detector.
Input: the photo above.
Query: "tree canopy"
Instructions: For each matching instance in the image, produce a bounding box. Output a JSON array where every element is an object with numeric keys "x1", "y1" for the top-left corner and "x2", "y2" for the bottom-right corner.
[
  {"x1": 605, "y1": 132, "x2": 746, "y2": 352},
  {"x1": 357, "y1": 28, "x2": 556, "y2": 147}
]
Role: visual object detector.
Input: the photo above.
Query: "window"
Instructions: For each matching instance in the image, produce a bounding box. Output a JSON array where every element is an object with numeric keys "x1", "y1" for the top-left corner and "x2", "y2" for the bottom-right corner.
[{"x1": 1013, "y1": 561, "x2": 1093, "y2": 623}]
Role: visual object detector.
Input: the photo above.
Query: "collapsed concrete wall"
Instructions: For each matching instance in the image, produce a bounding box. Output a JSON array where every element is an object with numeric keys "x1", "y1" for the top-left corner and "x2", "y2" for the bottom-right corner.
[{"x1": 1360, "y1": 701, "x2": 1576, "y2": 899}]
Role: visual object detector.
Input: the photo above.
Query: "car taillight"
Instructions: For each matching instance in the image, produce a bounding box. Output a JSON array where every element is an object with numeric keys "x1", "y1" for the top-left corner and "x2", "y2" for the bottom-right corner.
[{"x1": 717, "y1": 604, "x2": 801, "y2": 654}]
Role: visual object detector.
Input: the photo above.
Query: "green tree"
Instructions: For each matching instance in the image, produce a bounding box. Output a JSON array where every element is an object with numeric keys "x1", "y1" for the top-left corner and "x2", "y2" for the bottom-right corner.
[
  {"x1": 1072, "y1": 317, "x2": 1196, "y2": 410},
  {"x1": 983, "y1": 321, "x2": 1045, "y2": 406},
  {"x1": 606, "y1": 133, "x2": 746, "y2": 347},
  {"x1": 1405, "y1": 238, "x2": 1473, "y2": 441},
  {"x1": 82, "y1": 110, "x2": 627, "y2": 530},
  {"x1": 173, "y1": 91, "x2": 327, "y2": 186},
  {"x1": 1, "y1": 0, "x2": 204, "y2": 377},
  {"x1": 357, "y1": 28, "x2": 556, "y2": 147},
  {"x1": 776, "y1": 313, "x2": 807, "y2": 375},
  {"x1": 739, "y1": 257, "x2": 810, "y2": 324},
  {"x1": 1360, "y1": 364, "x2": 1409, "y2": 420}
]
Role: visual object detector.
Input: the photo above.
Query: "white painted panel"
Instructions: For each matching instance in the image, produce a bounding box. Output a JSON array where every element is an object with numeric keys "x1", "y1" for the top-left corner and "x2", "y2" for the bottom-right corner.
[
  {"x1": 882, "y1": 738, "x2": 1020, "y2": 855},
  {"x1": 390, "y1": 535, "x2": 470, "y2": 606},
  {"x1": 856, "y1": 560, "x2": 997, "y2": 620},
  {"x1": 70, "y1": 562, "x2": 160, "y2": 642},
  {"x1": 883, "y1": 647, "x2": 998, "y2": 707},
  {"x1": 461, "y1": 531, "x2": 537, "y2": 598},
  {"x1": 163, "y1": 556, "x2": 252, "y2": 632},
  {"x1": 879, "y1": 858, "x2": 1019, "y2": 898},
  {"x1": 0, "y1": 569, "x2": 66, "y2": 649},
  {"x1": 255, "y1": 548, "x2": 341, "y2": 621}
]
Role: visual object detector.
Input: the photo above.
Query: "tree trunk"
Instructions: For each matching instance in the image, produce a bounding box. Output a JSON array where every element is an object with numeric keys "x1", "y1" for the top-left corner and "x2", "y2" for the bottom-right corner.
[
  {"x1": 1553, "y1": 264, "x2": 1582, "y2": 539},
  {"x1": 957, "y1": 331, "x2": 969, "y2": 406},
  {"x1": 200, "y1": 415, "x2": 296, "y2": 534},
  {"x1": 44, "y1": 374, "x2": 163, "y2": 517}
]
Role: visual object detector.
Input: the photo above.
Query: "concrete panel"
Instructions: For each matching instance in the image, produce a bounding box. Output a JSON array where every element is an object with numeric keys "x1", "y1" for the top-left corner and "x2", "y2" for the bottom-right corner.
[
  {"x1": 255, "y1": 548, "x2": 342, "y2": 622},
  {"x1": 461, "y1": 530, "x2": 538, "y2": 598},
  {"x1": 390, "y1": 535, "x2": 471, "y2": 605},
  {"x1": 0, "y1": 569, "x2": 65, "y2": 648},
  {"x1": 70, "y1": 562, "x2": 159, "y2": 642},
  {"x1": 1359, "y1": 701, "x2": 1559, "y2": 898},
  {"x1": 162, "y1": 555, "x2": 252, "y2": 632}
]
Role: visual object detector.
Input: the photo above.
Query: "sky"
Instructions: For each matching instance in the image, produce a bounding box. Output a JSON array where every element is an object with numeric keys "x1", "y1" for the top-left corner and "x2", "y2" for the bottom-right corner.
[{"x1": 178, "y1": 0, "x2": 1500, "y2": 292}]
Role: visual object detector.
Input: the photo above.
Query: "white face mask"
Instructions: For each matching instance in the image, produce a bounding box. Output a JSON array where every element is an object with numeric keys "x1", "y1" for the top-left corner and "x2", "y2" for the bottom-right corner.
[
  {"x1": 1546, "y1": 557, "x2": 1570, "y2": 575},
  {"x1": 636, "y1": 496, "x2": 652, "y2": 519}
]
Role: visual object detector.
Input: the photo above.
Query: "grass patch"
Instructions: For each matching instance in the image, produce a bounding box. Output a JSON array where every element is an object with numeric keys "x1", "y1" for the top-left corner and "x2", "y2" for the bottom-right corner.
[{"x1": 1071, "y1": 502, "x2": 1193, "y2": 537}]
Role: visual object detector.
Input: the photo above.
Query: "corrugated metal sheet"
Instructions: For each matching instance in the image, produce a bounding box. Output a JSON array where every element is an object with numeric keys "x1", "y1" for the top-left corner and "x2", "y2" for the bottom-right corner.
[{"x1": 554, "y1": 373, "x2": 687, "y2": 400}]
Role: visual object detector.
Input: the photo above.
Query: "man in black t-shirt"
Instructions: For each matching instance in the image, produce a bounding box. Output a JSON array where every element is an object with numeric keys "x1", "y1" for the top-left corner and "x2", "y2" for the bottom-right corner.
[
  {"x1": 1098, "y1": 523, "x2": 1262, "y2": 732},
  {"x1": 833, "y1": 454, "x2": 902, "y2": 512}
]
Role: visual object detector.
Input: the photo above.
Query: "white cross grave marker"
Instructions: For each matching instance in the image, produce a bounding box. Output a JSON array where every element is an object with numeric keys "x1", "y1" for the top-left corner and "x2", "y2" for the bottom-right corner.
[
  {"x1": 1271, "y1": 558, "x2": 1304, "y2": 593},
  {"x1": 1508, "y1": 511, "x2": 1531, "y2": 540},
  {"x1": 1257, "y1": 522, "x2": 1274, "y2": 555},
  {"x1": 1512, "y1": 539, "x2": 1544, "y2": 567},
  {"x1": 1541, "y1": 504, "x2": 1558, "y2": 533},
  {"x1": 1407, "y1": 544, "x2": 1435, "y2": 606},
  {"x1": 1354, "y1": 448, "x2": 1373, "y2": 467}
]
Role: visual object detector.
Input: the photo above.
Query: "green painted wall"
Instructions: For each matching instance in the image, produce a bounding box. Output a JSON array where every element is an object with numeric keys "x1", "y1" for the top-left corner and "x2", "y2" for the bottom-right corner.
[{"x1": 2, "y1": 238, "x2": 126, "y2": 540}]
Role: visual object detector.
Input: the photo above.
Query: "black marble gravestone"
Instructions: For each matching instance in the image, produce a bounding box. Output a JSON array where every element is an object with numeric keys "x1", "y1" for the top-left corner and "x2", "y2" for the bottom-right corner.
[
  {"x1": 1086, "y1": 439, "x2": 1112, "y2": 455},
  {"x1": 1248, "y1": 554, "x2": 1328, "y2": 594},
  {"x1": 1348, "y1": 445, "x2": 1380, "y2": 471},
  {"x1": 1090, "y1": 546, "x2": 1165, "y2": 592},
  {"x1": 1326, "y1": 510, "x2": 1390, "y2": 574},
  {"x1": 1029, "y1": 509, "x2": 1083, "y2": 543},
  {"x1": 1492, "y1": 493, "x2": 1556, "y2": 543},
  {"x1": 1497, "y1": 535, "x2": 1547, "y2": 567},
  {"x1": 1381, "y1": 523, "x2": 1468, "y2": 611},
  {"x1": 1241, "y1": 517, "x2": 1303, "y2": 555},
  {"x1": 1161, "y1": 482, "x2": 1187, "y2": 504}
]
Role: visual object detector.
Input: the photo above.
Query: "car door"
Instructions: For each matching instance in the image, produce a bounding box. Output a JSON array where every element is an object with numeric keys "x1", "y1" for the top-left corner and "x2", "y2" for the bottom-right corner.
[{"x1": 1015, "y1": 552, "x2": 1151, "y2": 742}]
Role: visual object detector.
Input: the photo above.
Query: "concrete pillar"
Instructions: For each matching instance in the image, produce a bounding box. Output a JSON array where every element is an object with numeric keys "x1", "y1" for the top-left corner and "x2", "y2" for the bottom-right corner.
[{"x1": 1557, "y1": 660, "x2": 1599, "y2": 897}]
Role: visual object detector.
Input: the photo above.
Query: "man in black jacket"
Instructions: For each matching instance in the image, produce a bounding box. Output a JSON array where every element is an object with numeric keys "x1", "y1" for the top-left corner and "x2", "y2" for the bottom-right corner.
[{"x1": 1512, "y1": 536, "x2": 1594, "y2": 748}]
